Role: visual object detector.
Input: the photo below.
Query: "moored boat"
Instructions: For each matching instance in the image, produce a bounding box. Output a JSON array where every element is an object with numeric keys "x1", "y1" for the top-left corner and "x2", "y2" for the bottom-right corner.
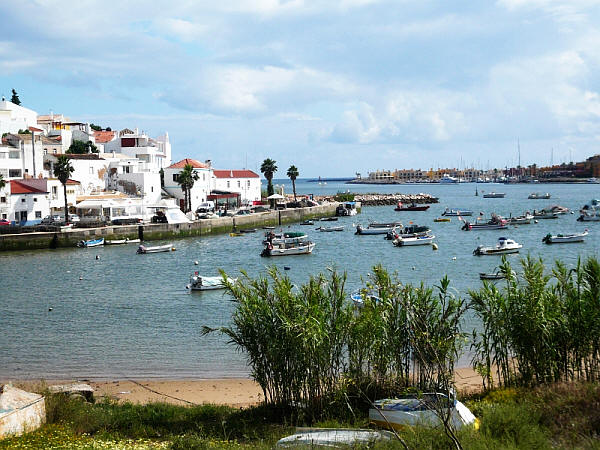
[
  {"x1": 528, "y1": 192, "x2": 551, "y2": 199},
  {"x1": 533, "y1": 210, "x2": 558, "y2": 219},
  {"x1": 316, "y1": 225, "x2": 344, "y2": 232},
  {"x1": 442, "y1": 208, "x2": 473, "y2": 216},
  {"x1": 479, "y1": 271, "x2": 507, "y2": 280},
  {"x1": 77, "y1": 238, "x2": 104, "y2": 248},
  {"x1": 356, "y1": 224, "x2": 398, "y2": 235},
  {"x1": 542, "y1": 230, "x2": 588, "y2": 244},
  {"x1": 105, "y1": 238, "x2": 140, "y2": 245},
  {"x1": 350, "y1": 290, "x2": 381, "y2": 307},
  {"x1": 385, "y1": 224, "x2": 431, "y2": 240},
  {"x1": 300, "y1": 220, "x2": 314, "y2": 225},
  {"x1": 461, "y1": 215, "x2": 508, "y2": 230},
  {"x1": 189, "y1": 273, "x2": 236, "y2": 290},
  {"x1": 577, "y1": 199, "x2": 600, "y2": 221},
  {"x1": 392, "y1": 234, "x2": 435, "y2": 246},
  {"x1": 434, "y1": 217, "x2": 451, "y2": 222},
  {"x1": 508, "y1": 213, "x2": 534, "y2": 225},
  {"x1": 394, "y1": 201, "x2": 430, "y2": 211},
  {"x1": 263, "y1": 231, "x2": 308, "y2": 245},
  {"x1": 136, "y1": 244, "x2": 174, "y2": 254},
  {"x1": 482, "y1": 192, "x2": 506, "y2": 198},
  {"x1": 261, "y1": 241, "x2": 315, "y2": 257},
  {"x1": 473, "y1": 237, "x2": 522, "y2": 255}
]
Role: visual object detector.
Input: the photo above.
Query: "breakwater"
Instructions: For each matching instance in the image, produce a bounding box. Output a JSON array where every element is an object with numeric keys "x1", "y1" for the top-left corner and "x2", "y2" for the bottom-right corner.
[
  {"x1": 355, "y1": 193, "x2": 438, "y2": 206},
  {"x1": 0, "y1": 203, "x2": 347, "y2": 251}
]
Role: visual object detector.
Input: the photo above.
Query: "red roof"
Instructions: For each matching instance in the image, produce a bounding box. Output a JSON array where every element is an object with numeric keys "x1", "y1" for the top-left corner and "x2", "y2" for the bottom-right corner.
[
  {"x1": 94, "y1": 130, "x2": 115, "y2": 143},
  {"x1": 168, "y1": 158, "x2": 209, "y2": 169},
  {"x1": 10, "y1": 180, "x2": 47, "y2": 194},
  {"x1": 213, "y1": 170, "x2": 259, "y2": 178}
]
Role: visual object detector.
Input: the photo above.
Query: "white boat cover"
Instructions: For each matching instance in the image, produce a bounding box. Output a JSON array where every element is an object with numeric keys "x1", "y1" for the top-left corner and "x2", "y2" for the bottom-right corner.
[
  {"x1": 0, "y1": 385, "x2": 45, "y2": 437},
  {"x1": 277, "y1": 428, "x2": 392, "y2": 447}
]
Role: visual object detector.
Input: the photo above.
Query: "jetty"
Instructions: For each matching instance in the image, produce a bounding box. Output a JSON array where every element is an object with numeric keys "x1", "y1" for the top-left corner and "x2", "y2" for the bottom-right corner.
[{"x1": 354, "y1": 193, "x2": 438, "y2": 206}]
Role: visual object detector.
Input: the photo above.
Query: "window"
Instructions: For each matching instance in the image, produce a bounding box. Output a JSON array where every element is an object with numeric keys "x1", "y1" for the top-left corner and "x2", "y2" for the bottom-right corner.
[
  {"x1": 21, "y1": 198, "x2": 25, "y2": 203},
  {"x1": 227, "y1": 181, "x2": 230, "y2": 188},
  {"x1": 173, "y1": 174, "x2": 179, "y2": 182},
  {"x1": 35, "y1": 211, "x2": 41, "y2": 218},
  {"x1": 9, "y1": 169, "x2": 21, "y2": 177},
  {"x1": 9, "y1": 151, "x2": 20, "y2": 159},
  {"x1": 151, "y1": 186, "x2": 154, "y2": 192},
  {"x1": 123, "y1": 166, "x2": 130, "y2": 174},
  {"x1": 90, "y1": 167, "x2": 94, "y2": 174},
  {"x1": 1, "y1": 214, "x2": 6, "y2": 219},
  {"x1": 0, "y1": 197, "x2": 5, "y2": 203},
  {"x1": 34, "y1": 198, "x2": 38, "y2": 202},
  {"x1": 53, "y1": 149, "x2": 58, "y2": 154},
  {"x1": 237, "y1": 181, "x2": 241, "y2": 188},
  {"x1": 0, "y1": 153, "x2": 6, "y2": 159},
  {"x1": 247, "y1": 180, "x2": 250, "y2": 188},
  {"x1": 52, "y1": 186, "x2": 58, "y2": 196},
  {"x1": 203, "y1": 174, "x2": 205, "y2": 181},
  {"x1": 43, "y1": 148, "x2": 48, "y2": 155}
]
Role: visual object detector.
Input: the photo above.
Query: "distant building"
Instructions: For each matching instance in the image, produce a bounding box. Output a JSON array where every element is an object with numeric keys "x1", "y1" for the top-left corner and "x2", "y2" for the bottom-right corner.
[
  {"x1": 163, "y1": 158, "x2": 212, "y2": 212},
  {"x1": 103, "y1": 128, "x2": 172, "y2": 170},
  {"x1": 0, "y1": 99, "x2": 38, "y2": 135},
  {"x1": 212, "y1": 170, "x2": 261, "y2": 204}
]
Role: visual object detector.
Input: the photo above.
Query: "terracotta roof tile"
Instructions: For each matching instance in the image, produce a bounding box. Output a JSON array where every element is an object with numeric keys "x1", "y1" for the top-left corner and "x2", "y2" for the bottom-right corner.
[
  {"x1": 93, "y1": 130, "x2": 115, "y2": 143},
  {"x1": 10, "y1": 180, "x2": 47, "y2": 194},
  {"x1": 167, "y1": 158, "x2": 209, "y2": 169},
  {"x1": 213, "y1": 170, "x2": 260, "y2": 178}
]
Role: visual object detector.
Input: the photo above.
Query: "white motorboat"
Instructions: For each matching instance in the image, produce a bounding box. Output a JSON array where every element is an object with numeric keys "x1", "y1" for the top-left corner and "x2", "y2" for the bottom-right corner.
[
  {"x1": 542, "y1": 230, "x2": 588, "y2": 244},
  {"x1": 482, "y1": 192, "x2": 506, "y2": 198},
  {"x1": 528, "y1": 192, "x2": 551, "y2": 199},
  {"x1": 136, "y1": 244, "x2": 175, "y2": 254},
  {"x1": 442, "y1": 208, "x2": 473, "y2": 216},
  {"x1": 317, "y1": 226, "x2": 344, "y2": 232},
  {"x1": 578, "y1": 199, "x2": 600, "y2": 222},
  {"x1": 261, "y1": 241, "x2": 315, "y2": 257},
  {"x1": 77, "y1": 238, "x2": 104, "y2": 248},
  {"x1": 462, "y1": 215, "x2": 508, "y2": 231},
  {"x1": 392, "y1": 234, "x2": 435, "y2": 246},
  {"x1": 369, "y1": 393, "x2": 478, "y2": 431},
  {"x1": 105, "y1": 238, "x2": 140, "y2": 245},
  {"x1": 189, "y1": 274, "x2": 236, "y2": 290},
  {"x1": 350, "y1": 291, "x2": 381, "y2": 307},
  {"x1": 356, "y1": 222, "x2": 401, "y2": 235},
  {"x1": 533, "y1": 210, "x2": 558, "y2": 219},
  {"x1": 473, "y1": 237, "x2": 522, "y2": 255},
  {"x1": 509, "y1": 213, "x2": 534, "y2": 225},
  {"x1": 263, "y1": 231, "x2": 308, "y2": 245},
  {"x1": 479, "y1": 271, "x2": 507, "y2": 280}
]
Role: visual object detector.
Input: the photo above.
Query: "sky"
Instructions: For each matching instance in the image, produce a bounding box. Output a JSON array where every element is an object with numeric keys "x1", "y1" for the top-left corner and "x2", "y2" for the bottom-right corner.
[{"x1": 1, "y1": 0, "x2": 600, "y2": 177}]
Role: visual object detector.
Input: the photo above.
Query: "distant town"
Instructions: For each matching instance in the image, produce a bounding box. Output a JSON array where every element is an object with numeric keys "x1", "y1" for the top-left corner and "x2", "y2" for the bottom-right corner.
[{"x1": 354, "y1": 156, "x2": 600, "y2": 184}]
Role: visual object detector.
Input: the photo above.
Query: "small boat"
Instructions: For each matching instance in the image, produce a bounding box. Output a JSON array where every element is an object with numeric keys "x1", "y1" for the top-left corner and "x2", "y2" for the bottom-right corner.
[
  {"x1": 369, "y1": 393, "x2": 478, "y2": 431},
  {"x1": 462, "y1": 215, "x2": 508, "y2": 230},
  {"x1": 262, "y1": 226, "x2": 276, "y2": 230},
  {"x1": 317, "y1": 226, "x2": 344, "y2": 232},
  {"x1": 479, "y1": 271, "x2": 507, "y2": 280},
  {"x1": 261, "y1": 241, "x2": 315, "y2": 257},
  {"x1": 105, "y1": 238, "x2": 140, "y2": 245},
  {"x1": 320, "y1": 217, "x2": 339, "y2": 221},
  {"x1": 482, "y1": 192, "x2": 506, "y2": 198},
  {"x1": 442, "y1": 208, "x2": 473, "y2": 216},
  {"x1": 528, "y1": 192, "x2": 551, "y2": 199},
  {"x1": 356, "y1": 224, "x2": 399, "y2": 235},
  {"x1": 77, "y1": 238, "x2": 104, "y2": 248},
  {"x1": 394, "y1": 201, "x2": 430, "y2": 211},
  {"x1": 542, "y1": 230, "x2": 588, "y2": 244},
  {"x1": 229, "y1": 232, "x2": 244, "y2": 237},
  {"x1": 533, "y1": 210, "x2": 559, "y2": 220},
  {"x1": 136, "y1": 244, "x2": 174, "y2": 254},
  {"x1": 577, "y1": 199, "x2": 600, "y2": 222},
  {"x1": 369, "y1": 221, "x2": 403, "y2": 228},
  {"x1": 385, "y1": 224, "x2": 431, "y2": 240},
  {"x1": 263, "y1": 231, "x2": 308, "y2": 245},
  {"x1": 300, "y1": 220, "x2": 314, "y2": 225},
  {"x1": 239, "y1": 228, "x2": 257, "y2": 233},
  {"x1": 393, "y1": 234, "x2": 435, "y2": 246},
  {"x1": 434, "y1": 217, "x2": 451, "y2": 222},
  {"x1": 350, "y1": 290, "x2": 381, "y2": 307},
  {"x1": 473, "y1": 237, "x2": 522, "y2": 255},
  {"x1": 189, "y1": 273, "x2": 236, "y2": 290},
  {"x1": 277, "y1": 429, "x2": 392, "y2": 447},
  {"x1": 508, "y1": 213, "x2": 533, "y2": 225}
]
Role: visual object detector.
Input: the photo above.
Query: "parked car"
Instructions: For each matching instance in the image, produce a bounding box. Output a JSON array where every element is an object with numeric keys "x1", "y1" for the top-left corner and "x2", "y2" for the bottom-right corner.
[
  {"x1": 41, "y1": 215, "x2": 63, "y2": 224},
  {"x1": 251, "y1": 206, "x2": 269, "y2": 213},
  {"x1": 0, "y1": 218, "x2": 10, "y2": 226},
  {"x1": 68, "y1": 214, "x2": 80, "y2": 223},
  {"x1": 235, "y1": 209, "x2": 252, "y2": 216}
]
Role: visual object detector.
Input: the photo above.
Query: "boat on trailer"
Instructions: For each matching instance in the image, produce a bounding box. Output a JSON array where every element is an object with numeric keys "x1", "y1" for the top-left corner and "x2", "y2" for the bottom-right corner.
[{"x1": 542, "y1": 230, "x2": 588, "y2": 244}]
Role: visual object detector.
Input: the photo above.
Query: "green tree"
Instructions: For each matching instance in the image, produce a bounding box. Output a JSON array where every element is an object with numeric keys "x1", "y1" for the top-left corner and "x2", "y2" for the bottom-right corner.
[
  {"x1": 286, "y1": 165, "x2": 299, "y2": 202},
  {"x1": 0, "y1": 173, "x2": 5, "y2": 191},
  {"x1": 89, "y1": 123, "x2": 102, "y2": 131},
  {"x1": 67, "y1": 140, "x2": 98, "y2": 154},
  {"x1": 177, "y1": 163, "x2": 199, "y2": 213},
  {"x1": 53, "y1": 155, "x2": 74, "y2": 223},
  {"x1": 10, "y1": 89, "x2": 20, "y2": 105},
  {"x1": 260, "y1": 158, "x2": 277, "y2": 206}
]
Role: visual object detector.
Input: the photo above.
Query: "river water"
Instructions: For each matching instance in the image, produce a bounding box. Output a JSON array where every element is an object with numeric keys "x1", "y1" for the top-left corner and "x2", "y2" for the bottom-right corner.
[{"x1": 1, "y1": 180, "x2": 598, "y2": 379}]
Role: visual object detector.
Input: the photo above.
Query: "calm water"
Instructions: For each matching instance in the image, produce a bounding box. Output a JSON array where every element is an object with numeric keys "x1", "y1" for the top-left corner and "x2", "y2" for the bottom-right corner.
[{"x1": 1, "y1": 181, "x2": 599, "y2": 379}]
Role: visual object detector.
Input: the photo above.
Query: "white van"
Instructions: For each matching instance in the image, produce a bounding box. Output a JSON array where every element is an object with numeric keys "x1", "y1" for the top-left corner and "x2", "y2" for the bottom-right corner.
[{"x1": 196, "y1": 201, "x2": 215, "y2": 213}]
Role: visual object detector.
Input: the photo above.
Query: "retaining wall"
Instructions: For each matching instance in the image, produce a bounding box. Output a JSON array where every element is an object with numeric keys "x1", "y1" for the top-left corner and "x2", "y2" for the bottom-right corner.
[{"x1": 0, "y1": 203, "x2": 346, "y2": 251}]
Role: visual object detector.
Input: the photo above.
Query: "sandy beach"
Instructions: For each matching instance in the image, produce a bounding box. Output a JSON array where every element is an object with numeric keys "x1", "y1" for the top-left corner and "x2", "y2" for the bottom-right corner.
[{"x1": 5, "y1": 368, "x2": 484, "y2": 407}]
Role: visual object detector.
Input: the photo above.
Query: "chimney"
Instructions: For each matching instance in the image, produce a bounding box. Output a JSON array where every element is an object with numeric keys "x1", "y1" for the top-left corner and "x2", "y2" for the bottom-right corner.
[{"x1": 205, "y1": 160, "x2": 211, "y2": 167}]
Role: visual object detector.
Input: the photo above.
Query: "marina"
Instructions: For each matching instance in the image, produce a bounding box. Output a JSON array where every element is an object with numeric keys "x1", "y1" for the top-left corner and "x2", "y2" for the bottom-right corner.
[{"x1": 1, "y1": 180, "x2": 599, "y2": 380}]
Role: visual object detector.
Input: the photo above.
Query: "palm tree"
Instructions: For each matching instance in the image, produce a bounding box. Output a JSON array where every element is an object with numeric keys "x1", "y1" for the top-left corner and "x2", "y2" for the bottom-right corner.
[
  {"x1": 286, "y1": 165, "x2": 299, "y2": 202},
  {"x1": 53, "y1": 155, "x2": 74, "y2": 223},
  {"x1": 260, "y1": 158, "x2": 278, "y2": 207},
  {"x1": 177, "y1": 163, "x2": 199, "y2": 213}
]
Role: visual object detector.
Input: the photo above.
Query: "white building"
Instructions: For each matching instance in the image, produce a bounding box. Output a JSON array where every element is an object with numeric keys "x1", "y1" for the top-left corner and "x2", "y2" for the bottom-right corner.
[
  {"x1": 1, "y1": 133, "x2": 57, "y2": 180},
  {"x1": 103, "y1": 128, "x2": 172, "y2": 171},
  {"x1": 163, "y1": 158, "x2": 212, "y2": 212},
  {"x1": 106, "y1": 153, "x2": 162, "y2": 204},
  {"x1": 0, "y1": 99, "x2": 38, "y2": 135},
  {"x1": 6, "y1": 179, "x2": 50, "y2": 223},
  {"x1": 45, "y1": 153, "x2": 109, "y2": 194},
  {"x1": 212, "y1": 170, "x2": 261, "y2": 205}
]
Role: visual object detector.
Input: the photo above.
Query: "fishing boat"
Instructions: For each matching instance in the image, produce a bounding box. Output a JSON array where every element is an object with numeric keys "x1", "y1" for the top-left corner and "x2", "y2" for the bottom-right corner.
[
  {"x1": 434, "y1": 217, "x2": 451, "y2": 222},
  {"x1": 263, "y1": 231, "x2": 308, "y2": 245},
  {"x1": 482, "y1": 192, "x2": 506, "y2": 198},
  {"x1": 442, "y1": 208, "x2": 473, "y2": 216},
  {"x1": 261, "y1": 240, "x2": 315, "y2": 257},
  {"x1": 316, "y1": 226, "x2": 344, "y2": 232},
  {"x1": 369, "y1": 393, "x2": 478, "y2": 430},
  {"x1": 533, "y1": 210, "x2": 558, "y2": 219},
  {"x1": 385, "y1": 224, "x2": 431, "y2": 240},
  {"x1": 394, "y1": 202, "x2": 430, "y2": 211},
  {"x1": 77, "y1": 238, "x2": 104, "y2": 248},
  {"x1": 577, "y1": 199, "x2": 600, "y2": 222},
  {"x1": 461, "y1": 215, "x2": 508, "y2": 231},
  {"x1": 392, "y1": 234, "x2": 435, "y2": 246},
  {"x1": 473, "y1": 237, "x2": 522, "y2": 255},
  {"x1": 528, "y1": 192, "x2": 551, "y2": 199},
  {"x1": 356, "y1": 223, "x2": 399, "y2": 235},
  {"x1": 188, "y1": 273, "x2": 236, "y2": 291},
  {"x1": 369, "y1": 221, "x2": 403, "y2": 228},
  {"x1": 542, "y1": 230, "x2": 588, "y2": 244},
  {"x1": 508, "y1": 213, "x2": 534, "y2": 225},
  {"x1": 136, "y1": 244, "x2": 174, "y2": 254}
]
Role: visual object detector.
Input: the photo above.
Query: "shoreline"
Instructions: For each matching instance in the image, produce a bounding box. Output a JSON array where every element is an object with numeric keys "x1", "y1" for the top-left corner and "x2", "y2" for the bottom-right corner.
[{"x1": 4, "y1": 368, "x2": 484, "y2": 407}]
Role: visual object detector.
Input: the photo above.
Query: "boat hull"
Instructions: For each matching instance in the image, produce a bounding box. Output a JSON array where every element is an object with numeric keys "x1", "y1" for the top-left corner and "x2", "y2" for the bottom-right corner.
[
  {"x1": 393, "y1": 235, "x2": 435, "y2": 246},
  {"x1": 262, "y1": 242, "x2": 315, "y2": 256},
  {"x1": 137, "y1": 244, "x2": 174, "y2": 254},
  {"x1": 77, "y1": 238, "x2": 104, "y2": 248}
]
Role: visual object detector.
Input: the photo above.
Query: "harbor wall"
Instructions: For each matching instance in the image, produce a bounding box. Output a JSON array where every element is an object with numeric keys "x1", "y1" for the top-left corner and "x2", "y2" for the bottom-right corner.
[{"x1": 0, "y1": 203, "x2": 346, "y2": 252}]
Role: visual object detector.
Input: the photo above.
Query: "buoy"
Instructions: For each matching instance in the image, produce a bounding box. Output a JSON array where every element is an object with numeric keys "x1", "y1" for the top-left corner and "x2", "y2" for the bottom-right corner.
[
  {"x1": 432, "y1": 243, "x2": 438, "y2": 250},
  {"x1": 48, "y1": 307, "x2": 53, "y2": 311},
  {"x1": 534, "y1": 220, "x2": 539, "y2": 224},
  {"x1": 95, "y1": 255, "x2": 100, "y2": 260},
  {"x1": 185, "y1": 285, "x2": 190, "y2": 289},
  {"x1": 452, "y1": 257, "x2": 457, "y2": 260},
  {"x1": 79, "y1": 276, "x2": 83, "y2": 280},
  {"x1": 570, "y1": 211, "x2": 574, "y2": 214},
  {"x1": 411, "y1": 266, "x2": 416, "y2": 270},
  {"x1": 194, "y1": 261, "x2": 199, "y2": 265},
  {"x1": 172, "y1": 247, "x2": 176, "y2": 251}
]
